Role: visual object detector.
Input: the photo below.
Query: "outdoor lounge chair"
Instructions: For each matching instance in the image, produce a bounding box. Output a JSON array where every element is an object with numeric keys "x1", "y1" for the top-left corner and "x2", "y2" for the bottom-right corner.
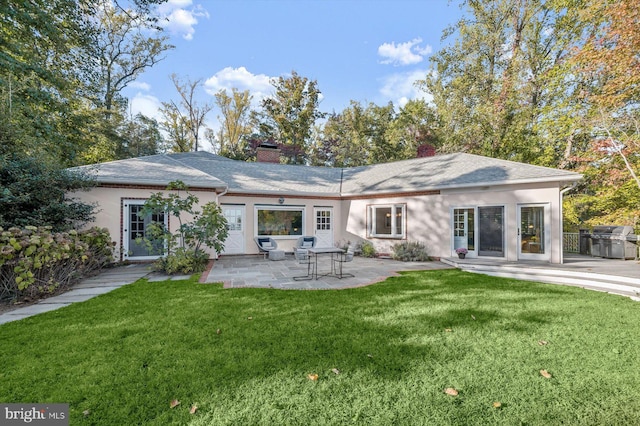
[
  {"x1": 254, "y1": 237, "x2": 278, "y2": 259},
  {"x1": 333, "y1": 245, "x2": 355, "y2": 278}
]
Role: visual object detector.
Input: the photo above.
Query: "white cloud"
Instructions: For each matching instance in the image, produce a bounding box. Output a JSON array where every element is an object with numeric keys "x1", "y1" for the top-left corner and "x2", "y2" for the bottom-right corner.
[
  {"x1": 129, "y1": 92, "x2": 163, "y2": 120},
  {"x1": 378, "y1": 37, "x2": 433, "y2": 66},
  {"x1": 157, "y1": 0, "x2": 209, "y2": 41},
  {"x1": 128, "y1": 81, "x2": 151, "y2": 91},
  {"x1": 379, "y1": 69, "x2": 433, "y2": 108},
  {"x1": 204, "y1": 67, "x2": 273, "y2": 106}
]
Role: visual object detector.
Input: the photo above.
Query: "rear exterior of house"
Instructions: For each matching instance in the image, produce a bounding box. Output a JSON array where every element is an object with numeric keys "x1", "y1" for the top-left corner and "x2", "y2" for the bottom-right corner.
[{"x1": 71, "y1": 149, "x2": 581, "y2": 264}]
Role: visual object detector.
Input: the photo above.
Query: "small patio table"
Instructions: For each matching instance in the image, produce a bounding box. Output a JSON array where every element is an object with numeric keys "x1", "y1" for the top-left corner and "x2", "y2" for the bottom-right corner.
[{"x1": 308, "y1": 247, "x2": 345, "y2": 280}]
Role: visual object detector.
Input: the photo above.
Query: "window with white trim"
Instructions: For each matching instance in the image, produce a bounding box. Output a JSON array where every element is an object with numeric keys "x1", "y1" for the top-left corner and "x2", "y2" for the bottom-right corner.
[
  {"x1": 368, "y1": 204, "x2": 406, "y2": 238},
  {"x1": 255, "y1": 206, "x2": 304, "y2": 237}
]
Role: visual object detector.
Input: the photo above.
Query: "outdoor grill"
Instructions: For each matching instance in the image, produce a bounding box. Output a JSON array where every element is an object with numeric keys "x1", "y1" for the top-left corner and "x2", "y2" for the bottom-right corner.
[{"x1": 589, "y1": 225, "x2": 638, "y2": 260}]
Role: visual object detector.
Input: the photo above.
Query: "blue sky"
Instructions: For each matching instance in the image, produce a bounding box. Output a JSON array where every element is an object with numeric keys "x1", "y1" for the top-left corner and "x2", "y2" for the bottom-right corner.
[{"x1": 124, "y1": 0, "x2": 464, "y2": 130}]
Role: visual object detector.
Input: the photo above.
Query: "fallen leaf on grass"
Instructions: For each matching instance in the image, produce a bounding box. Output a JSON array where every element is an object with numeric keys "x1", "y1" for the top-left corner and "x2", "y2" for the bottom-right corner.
[
  {"x1": 471, "y1": 315, "x2": 476, "y2": 320},
  {"x1": 367, "y1": 354, "x2": 374, "y2": 358},
  {"x1": 538, "y1": 340, "x2": 548, "y2": 346},
  {"x1": 307, "y1": 373, "x2": 319, "y2": 381},
  {"x1": 247, "y1": 317, "x2": 253, "y2": 320},
  {"x1": 492, "y1": 401, "x2": 502, "y2": 409},
  {"x1": 190, "y1": 405, "x2": 198, "y2": 414},
  {"x1": 444, "y1": 388, "x2": 459, "y2": 396},
  {"x1": 444, "y1": 328, "x2": 453, "y2": 332},
  {"x1": 170, "y1": 399, "x2": 180, "y2": 408},
  {"x1": 540, "y1": 369, "x2": 552, "y2": 379},
  {"x1": 331, "y1": 368, "x2": 340, "y2": 375},
  {"x1": 216, "y1": 328, "x2": 221, "y2": 334},
  {"x1": 82, "y1": 410, "x2": 91, "y2": 417}
]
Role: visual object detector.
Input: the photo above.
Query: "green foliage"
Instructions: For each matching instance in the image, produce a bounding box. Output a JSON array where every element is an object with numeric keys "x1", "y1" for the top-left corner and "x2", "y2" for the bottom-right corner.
[
  {"x1": 391, "y1": 240, "x2": 431, "y2": 262},
  {"x1": 0, "y1": 226, "x2": 113, "y2": 301},
  {"x1": 254, "y1": 71, "x2": 325, "y2": 164},
  {"x1": 358, "y1": 240, "x2": 377, "y2": 258},
  {"x1": 141, "y1": 180, "x2": 228, "y2": 274},
  {"x1": 153, "y1": 247, "x2": 209, "y2": 275},
  {"x1": 0, "y1": 155, "x2": 96, "y2": 231}
]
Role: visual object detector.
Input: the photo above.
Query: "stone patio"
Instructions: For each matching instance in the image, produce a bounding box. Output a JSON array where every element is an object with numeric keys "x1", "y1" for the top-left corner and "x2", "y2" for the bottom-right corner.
[{"x1": 205, "y1": 254, "x2": 453, "y2": 290}]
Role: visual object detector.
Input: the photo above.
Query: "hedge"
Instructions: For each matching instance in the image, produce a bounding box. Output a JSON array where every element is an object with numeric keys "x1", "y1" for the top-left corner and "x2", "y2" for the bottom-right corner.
[{"x1": 0, "y1": 226, "x2": 114, "y2": 302}]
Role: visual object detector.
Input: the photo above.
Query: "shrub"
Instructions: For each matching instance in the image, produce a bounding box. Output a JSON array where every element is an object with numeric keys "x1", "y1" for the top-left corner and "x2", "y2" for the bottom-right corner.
[
  {"x1": 153, "y1": 247, "x2": 209, "y2": 275},
  {"x1": 359, "y1": 241, "x2": 377, "y2": 258},
  {"x1": 0, "y1": 226, "x2": 114, "y2": 302},
  {"x1": 391, "y1": 241, "x2": 431, "y2": 262}
]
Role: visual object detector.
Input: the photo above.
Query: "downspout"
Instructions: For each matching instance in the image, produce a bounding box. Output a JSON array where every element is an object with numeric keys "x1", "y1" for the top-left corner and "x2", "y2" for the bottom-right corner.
[
  {"x1": 213, "y1": 186, "x2": 228, "y2": 260},
  {"x1": 559, "y1": 181, "x2": 578, "y2": 264}
]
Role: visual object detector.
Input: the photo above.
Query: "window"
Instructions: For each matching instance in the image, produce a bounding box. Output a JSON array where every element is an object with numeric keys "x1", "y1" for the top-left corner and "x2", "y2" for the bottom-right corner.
[
  {"x1": 368, "y1": 204, "x2": 405, "y2": 238},
  {"x1": 255, "y1": 206, "x2": 304, "y2": 236}
]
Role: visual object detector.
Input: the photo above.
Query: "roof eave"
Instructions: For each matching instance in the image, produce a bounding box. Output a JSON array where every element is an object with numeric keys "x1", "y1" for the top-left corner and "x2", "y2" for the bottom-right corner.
[{"x1": 96, "y1": 178, "x2": 228, "y2": 192}]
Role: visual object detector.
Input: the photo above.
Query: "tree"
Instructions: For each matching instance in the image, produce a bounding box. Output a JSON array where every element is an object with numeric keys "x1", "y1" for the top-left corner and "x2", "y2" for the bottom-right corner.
[
  {"x1": 419, "y1": 0, "x2": 587, "y2": 164},
  {"x1": 159, "y1": 101, "x2": 191, "y2": 153},
  {"x1": 140, "y1": 181, "x2": 228, "y2": 274},
  {"x1": 255, "y1": 71, "x2": 325, "y2": 164},
  {"x1": 118, "y1": 113, "x2": 166, "y2": 158},
  {"x1": 88, "y1": 0, "x2": 173, "y2": 119},
  {"x1": 212, "y1": 88, "x2": 253, "y2": 159},
  {"x1": 166, "y1": 74, "x2": 214, "y2": 152},
  {"x1": 0, "y1": 155, "x2": 96, "y2": 231}
]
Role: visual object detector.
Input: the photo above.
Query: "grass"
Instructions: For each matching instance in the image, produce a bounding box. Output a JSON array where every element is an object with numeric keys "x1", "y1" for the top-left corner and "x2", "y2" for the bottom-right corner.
[{"x1": 0, "y1": 270, "x2": 639, "y2": 425}]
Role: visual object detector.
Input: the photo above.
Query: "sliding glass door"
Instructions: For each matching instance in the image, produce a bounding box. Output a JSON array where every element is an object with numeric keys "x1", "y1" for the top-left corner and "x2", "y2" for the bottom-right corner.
[{"x1": 478, "y1": 206, "x2": 504, "y2": 257}]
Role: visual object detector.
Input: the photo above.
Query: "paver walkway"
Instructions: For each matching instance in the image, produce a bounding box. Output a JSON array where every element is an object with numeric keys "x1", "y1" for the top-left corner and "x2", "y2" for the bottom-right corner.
[{"x1": 0, "y1": 264, "x2": 153, "y2": 325}]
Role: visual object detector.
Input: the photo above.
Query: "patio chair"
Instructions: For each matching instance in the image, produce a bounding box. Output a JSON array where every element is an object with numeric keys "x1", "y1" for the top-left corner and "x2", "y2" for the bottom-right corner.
[
  {"x1": 295, "y1": 236, "x2": 317, "y2": 252},
  {"x1": 254, "y1": 237, "x2": 278, "y2": 259},
  {"x1": 333, "y1": 244, "x2": 355, "y2": 278},
  {"x1": 293, "y1": 246, "x2": 315, "y2": 281}
]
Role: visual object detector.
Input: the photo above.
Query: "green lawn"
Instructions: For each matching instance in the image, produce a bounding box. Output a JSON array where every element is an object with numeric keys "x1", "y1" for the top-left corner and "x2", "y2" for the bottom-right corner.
[{"x1": 1, "y1": 270, "x2": 639, "y2": 425}]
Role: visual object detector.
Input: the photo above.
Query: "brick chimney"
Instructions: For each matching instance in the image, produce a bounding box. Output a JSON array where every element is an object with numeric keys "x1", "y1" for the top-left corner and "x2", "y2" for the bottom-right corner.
[
  {"x1": 417, "y1": 144, "x2": 436, "y2": 158},
  {"x1": 256, "y1": 142, "x2": 281, "y2": 163}
]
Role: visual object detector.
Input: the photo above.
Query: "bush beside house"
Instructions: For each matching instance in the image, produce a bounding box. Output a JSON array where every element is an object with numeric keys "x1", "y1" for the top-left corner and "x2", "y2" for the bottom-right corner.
[{"x1": 0, "y1": 226, "x2": 114, "y2": 302}]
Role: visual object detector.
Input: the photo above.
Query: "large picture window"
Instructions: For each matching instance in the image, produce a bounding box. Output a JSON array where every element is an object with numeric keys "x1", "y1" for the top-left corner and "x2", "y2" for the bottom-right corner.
[
  {"x1": 368, "y1": 204, "x2": 405, "y2": 238},
  {"x1": 255, "y1": 206, "x2": 304, "y2": 236}
]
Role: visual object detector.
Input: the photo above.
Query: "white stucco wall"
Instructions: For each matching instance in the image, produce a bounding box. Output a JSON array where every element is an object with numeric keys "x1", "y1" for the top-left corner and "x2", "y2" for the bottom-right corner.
[
  {"x1": 218, "y1": 194, "x2": 343, "y2": 254},
  {"x1": 73, "y1": 180, "x2": 565, "y2": 263},
  {"x1": 72, "y1": 187, "x2": 219, "y2": 260},
  {"x1": 339, "y1": 182, "x2": 564, "y2": 263}
]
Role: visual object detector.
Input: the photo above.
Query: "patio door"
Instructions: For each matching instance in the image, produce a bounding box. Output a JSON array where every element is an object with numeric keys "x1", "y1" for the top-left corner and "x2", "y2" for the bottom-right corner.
[
  {"x1": 123, "y1": 200, "x2": 167, "y2": 261},
  {"x1": 478, "y1": 206, "x2": 505, "y2": 257},
  {"x1": 452, "y1": 208, "x2": 475, "y2": 256},
  {"x1": 518, "y1": 204, "x2": 550, "y2": 261},
  {"x1": 221, "y1": 205, "x2": 245, "y2": 255},
  {"x1": 314, "y1": 207, "x2": 333, "y2": 248}
]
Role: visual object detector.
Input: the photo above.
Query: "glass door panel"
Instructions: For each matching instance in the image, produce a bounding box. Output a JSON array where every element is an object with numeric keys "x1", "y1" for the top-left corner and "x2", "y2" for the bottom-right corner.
[{"x1": 478, "y1": 206, "x2": 504, "y2": 257}]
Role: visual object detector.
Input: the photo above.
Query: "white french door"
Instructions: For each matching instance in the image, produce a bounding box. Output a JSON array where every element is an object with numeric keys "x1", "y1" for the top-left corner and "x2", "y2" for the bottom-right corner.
[
  {"x1": 122, "y1": 200, "x2": 167, "y2": 261},
  {"x1": 314, "y1": 207, "x2": 333, "y2": 248},
  {"x1": 221, "y1": 205, "x2": 245, "y2": 255},
  {"x1": 518, "y1": 204, "x2": 550, "y2": 261}
]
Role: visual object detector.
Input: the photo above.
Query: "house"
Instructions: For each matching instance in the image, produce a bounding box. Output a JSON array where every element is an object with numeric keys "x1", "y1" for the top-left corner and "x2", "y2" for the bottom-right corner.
[{"x1": 72, "y1": 146, "x2": 582, "y2": 264}]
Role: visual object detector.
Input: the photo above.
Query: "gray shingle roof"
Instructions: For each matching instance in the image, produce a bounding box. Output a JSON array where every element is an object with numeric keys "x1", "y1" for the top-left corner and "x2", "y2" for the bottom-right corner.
[
  {"x1": 76, "y1": 151, "x2": 581, "y2": 196},
  {"x1": 72, "y1": 154, "x2": 227, "y2": 189},
  {"x1": 341, "y1": 153, "x2": 581, "y2": 195}
]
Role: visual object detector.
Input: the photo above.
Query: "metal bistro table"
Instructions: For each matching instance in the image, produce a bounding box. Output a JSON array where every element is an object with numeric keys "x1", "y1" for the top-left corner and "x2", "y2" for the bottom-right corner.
[{"x1": 308, "y1": 247, "x2": 345, "y2": 280}]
